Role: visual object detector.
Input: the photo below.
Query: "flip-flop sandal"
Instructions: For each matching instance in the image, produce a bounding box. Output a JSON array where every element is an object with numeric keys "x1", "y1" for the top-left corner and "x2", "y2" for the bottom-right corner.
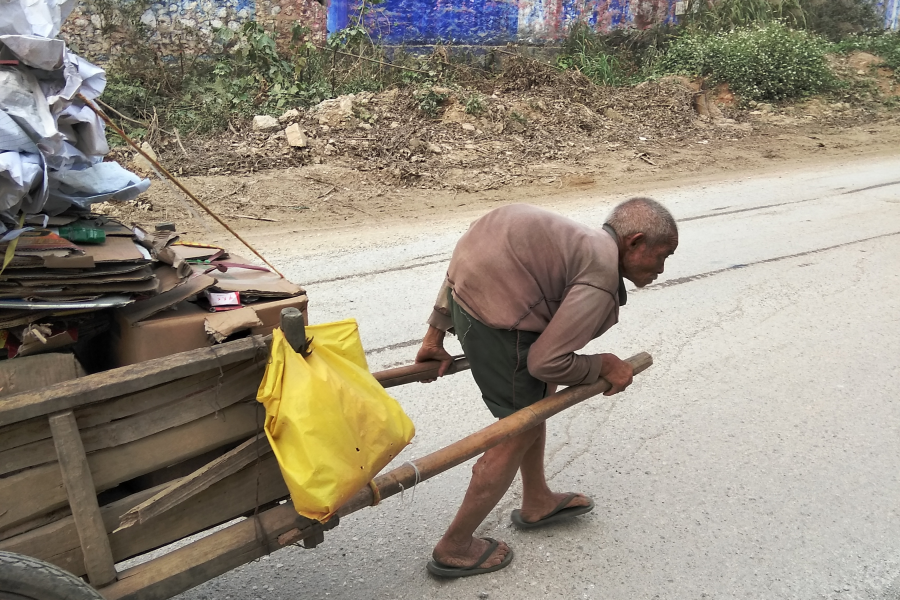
[
  {"x1": 426, "y1": 537, "x2": 514, "y2": 578},
  {"x1": 510, "y1": 493, "x2": 594, "y2": 529}
]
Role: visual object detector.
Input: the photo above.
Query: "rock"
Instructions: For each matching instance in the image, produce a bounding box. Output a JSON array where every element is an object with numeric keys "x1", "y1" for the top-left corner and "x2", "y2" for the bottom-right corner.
[
  {"x1": 408, "y1": 137, "x2": 426, "y2": 152},
  {"x1": 312, "y1": 94, "x2": 356, "y2": 127},
  {"x1": 132, "y1": 142, "x2": 158, "y2": 173},
  {"x1": 358, "y1": 123, "x2": 372, "y2": 131},
  {"x1": 278, "y1": 108, "x2": 300, "y2": 124},
  {"x1": 604, "y1": 107, "x2": 625, "y2": 121},
  {"x1": 285, "y1": 124, "x2": 308, "y2": 147},
  {"x1": 461, "y1": 123, "x2": 476, "y2": 131},
  {"x1": 427, "y1": 142, "x2": 442, "y2": 154},
  {"x1": 252, "y1": 115, "x2": 280, "y2": 132}
]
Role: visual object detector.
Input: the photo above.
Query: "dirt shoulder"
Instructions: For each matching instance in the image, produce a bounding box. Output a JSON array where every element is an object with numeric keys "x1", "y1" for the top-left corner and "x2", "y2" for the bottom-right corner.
[
  {"x1": 99, "y1": 54, "x2": 900, "y2": 249},
  {"x1": 109, "y1": 115, "x2": 900, "y2": 248}
]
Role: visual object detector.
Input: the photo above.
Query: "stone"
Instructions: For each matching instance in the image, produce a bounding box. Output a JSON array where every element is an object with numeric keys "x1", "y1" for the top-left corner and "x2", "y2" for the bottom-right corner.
[
  {"x1": 278, "y1": 108, "x2": 300, "y2": 124},
  {"x1": 427, "y1": 142, "x2": 442, "y2": 154},
  {"x1": 604, "y1": 107, "x2": 625, "y2": 121},
  {"x1": 312, "y1": 95, "x2": 355, "y2": 127},
  {"x1": 285, "y1": 124, "x2": 308, "y2": 147},
  {"x1": 252, "y1": 115, "x2": 280, "y2": 132},
  {"x1": 461, "y1": 123, "x2": 476, "y2": 131},
  {"x1": 133, "y1": 142, "x2": 158, "y2": 174},
  {"x1": 140, "y1": 9, "x2": 157, "y2": 28}
]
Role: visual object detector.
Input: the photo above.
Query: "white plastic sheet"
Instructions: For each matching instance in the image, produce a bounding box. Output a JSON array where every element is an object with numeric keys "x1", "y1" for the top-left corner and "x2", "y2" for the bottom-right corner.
[
  {"x1": 0, "y1": 152, "x2": 42, "y2": 211},
  {"x1": 0, "y1": 0, "x2": 77, "y2": 39}
]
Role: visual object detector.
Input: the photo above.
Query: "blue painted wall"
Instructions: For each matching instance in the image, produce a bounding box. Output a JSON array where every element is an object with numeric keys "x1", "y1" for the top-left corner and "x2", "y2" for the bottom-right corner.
[{"x1": 327, "y1": 0, "x2": 898, "y2": 44}]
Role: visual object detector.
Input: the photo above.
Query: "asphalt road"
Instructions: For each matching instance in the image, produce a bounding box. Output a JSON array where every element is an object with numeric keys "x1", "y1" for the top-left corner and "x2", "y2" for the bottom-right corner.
[{"x1": 177, "y1": 156, "x2": 900, "y2": 600}]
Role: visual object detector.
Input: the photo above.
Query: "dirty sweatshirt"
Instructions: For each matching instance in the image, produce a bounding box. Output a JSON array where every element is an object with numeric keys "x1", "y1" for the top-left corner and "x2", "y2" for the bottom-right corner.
[{"x1": 427, "y1": 203, "x2": 622, "y2": 386}]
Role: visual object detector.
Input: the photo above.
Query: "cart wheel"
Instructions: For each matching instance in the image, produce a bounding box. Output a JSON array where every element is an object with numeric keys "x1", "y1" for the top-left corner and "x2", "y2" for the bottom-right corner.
[{"x1": 0, "y1": 551, "x2": 104, "y2": 600}]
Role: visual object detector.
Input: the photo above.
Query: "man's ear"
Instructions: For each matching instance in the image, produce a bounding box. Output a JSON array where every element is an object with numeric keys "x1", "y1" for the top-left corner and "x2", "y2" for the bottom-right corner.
[{"x1": 624, "y1": 232, "x2": 645, "y2": 250}]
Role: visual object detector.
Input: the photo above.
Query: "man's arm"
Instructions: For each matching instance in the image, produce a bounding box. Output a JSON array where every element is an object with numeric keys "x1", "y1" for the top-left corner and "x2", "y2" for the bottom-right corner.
[
  {"x1": 526, "y1": 284, "x2": 633, "y2": 394},
  {"x1": 416, "y1": 277, "x2": 454, "y2": 379}
]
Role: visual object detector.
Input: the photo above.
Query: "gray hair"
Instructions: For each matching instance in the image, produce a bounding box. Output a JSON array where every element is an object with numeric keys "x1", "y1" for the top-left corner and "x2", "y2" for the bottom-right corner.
[{"x1": 605, "y1": 197, "x2": 677, "y2": 244}]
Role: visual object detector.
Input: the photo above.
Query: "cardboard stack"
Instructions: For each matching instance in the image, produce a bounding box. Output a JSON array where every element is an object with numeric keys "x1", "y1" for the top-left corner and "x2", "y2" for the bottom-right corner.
[{"x1": 0, "y1": 1, "x2": 308, "y2": 375}]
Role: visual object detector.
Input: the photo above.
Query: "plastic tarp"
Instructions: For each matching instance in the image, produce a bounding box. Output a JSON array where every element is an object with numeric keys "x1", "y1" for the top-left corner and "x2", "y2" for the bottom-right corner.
[{"x1": 0, "y1": 18, "x2": 145, "y2": 221}]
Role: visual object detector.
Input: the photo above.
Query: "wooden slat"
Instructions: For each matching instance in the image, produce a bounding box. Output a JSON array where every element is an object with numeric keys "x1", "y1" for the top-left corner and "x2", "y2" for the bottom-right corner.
[
  {"x1": 49, "y1": 410, "x2": 117, "y2": 587},
  {"x1": 0, "y1": 482, "x2": 171, "y2": 576},
  {"x1": 0, "y1": 362, "x2": 263, "y2": 475},
  {"x1": 1, "y1": 454, "x2": 288, "y2": 578},
  {"x1": 0, "y1": 402, "x2": 261, "y2": 534},
  {"x1": 117, "y1": 433, "x2": 272, "y2": 531},
  {"x1": 101, "y1": 502, "x2": 336, "y2": 600},
  {"x1": 0, "y1": 363, "x2": 249, "y2": 457},
  {"x1": 0, "y1": 334, "x2": 272, "y2": 427}
]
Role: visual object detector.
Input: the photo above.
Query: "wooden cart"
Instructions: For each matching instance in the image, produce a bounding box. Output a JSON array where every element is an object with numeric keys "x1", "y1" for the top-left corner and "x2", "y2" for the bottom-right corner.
[{"x1": 0, "y1": 309, "x2": 650, "y2": 600}]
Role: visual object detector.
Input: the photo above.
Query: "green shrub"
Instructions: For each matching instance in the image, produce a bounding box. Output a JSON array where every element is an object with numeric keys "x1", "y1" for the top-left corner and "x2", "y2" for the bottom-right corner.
[{"x1": 659, "y1": 22, "x2": 834, "y2": 101}]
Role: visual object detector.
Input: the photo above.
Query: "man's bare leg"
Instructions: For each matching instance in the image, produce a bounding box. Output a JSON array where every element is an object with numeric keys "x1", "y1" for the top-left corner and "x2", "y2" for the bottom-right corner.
[
  {"x1": 518, "y1": 421, "x2": 591, "y2": 523},
  {"x1": 432, "y1": 426, "x2": 543, "y2": 568}
]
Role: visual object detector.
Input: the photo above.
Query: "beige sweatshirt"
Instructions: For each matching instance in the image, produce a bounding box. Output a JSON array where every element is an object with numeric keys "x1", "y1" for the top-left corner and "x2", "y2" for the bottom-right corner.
[{"x1": 427, "y1": 204, "x2": 622, "y2": 386}]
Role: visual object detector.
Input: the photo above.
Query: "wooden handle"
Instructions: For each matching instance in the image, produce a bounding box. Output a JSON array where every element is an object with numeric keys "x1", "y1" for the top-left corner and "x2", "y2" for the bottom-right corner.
[
  {"x1": 334, "y1": 351, "x2": 652, "y2": 519},
  {"x1": 372, "y1": 355, "x2": 470, "y2": 388}
]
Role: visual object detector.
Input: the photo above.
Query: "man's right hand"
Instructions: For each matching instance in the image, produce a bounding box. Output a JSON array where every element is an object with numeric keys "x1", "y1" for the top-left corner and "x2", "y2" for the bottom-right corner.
[
  {"x1": 599, "y1": 353, "x2": 634, "y2": 396},
  {"x1": 416, "y1": 326, "x2": 454, "y2": 382}
]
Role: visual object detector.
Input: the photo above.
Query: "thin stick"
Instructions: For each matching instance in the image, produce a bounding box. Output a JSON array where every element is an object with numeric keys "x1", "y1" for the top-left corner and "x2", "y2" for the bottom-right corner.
[
  {"x1": 234, "y1": 214, "x2": 277, "y2": 222},
  {"x1": 79, "y1": 94, "x2": 285, "y2": 277}
]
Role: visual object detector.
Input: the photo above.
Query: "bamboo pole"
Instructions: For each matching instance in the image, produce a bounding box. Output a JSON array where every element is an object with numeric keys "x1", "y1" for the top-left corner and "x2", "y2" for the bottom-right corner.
[{"x1": 279, "y1": 351, "x2": 652, "y2": 543}]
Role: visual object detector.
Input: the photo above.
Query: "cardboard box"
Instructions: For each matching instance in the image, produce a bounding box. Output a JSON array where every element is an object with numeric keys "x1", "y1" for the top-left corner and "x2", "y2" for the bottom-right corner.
[{"x1": 110, "y1": 295, "x2": 308, "y2": 367}]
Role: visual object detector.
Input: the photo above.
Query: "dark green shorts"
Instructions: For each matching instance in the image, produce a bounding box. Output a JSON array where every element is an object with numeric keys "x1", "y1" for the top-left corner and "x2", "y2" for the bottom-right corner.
[{"x1": 450, "y1": 294, "x2": 548, "y2": 419}]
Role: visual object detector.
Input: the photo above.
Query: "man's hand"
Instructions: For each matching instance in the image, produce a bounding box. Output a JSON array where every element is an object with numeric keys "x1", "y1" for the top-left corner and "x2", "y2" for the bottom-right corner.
[
  {"x1": 415, "y1": 326, "x2": 454, "y2": 382},
  {"x1": 599, "y1": 353, "x2": 634, "y2": 396}
]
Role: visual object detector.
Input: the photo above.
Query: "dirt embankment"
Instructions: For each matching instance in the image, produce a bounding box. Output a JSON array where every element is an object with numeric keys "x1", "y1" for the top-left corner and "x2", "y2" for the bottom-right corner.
[{"x1": 100, "y1": 53, "x2": 900, "y2": 241}]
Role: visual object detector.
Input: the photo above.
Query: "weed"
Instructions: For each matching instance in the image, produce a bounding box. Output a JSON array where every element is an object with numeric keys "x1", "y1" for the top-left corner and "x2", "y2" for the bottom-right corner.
[
  {"x1": 417, "y1": 88, "x2": 449, "y2": 117},
  {"x1": 464, "y1": 94, "x2": 486, "y2": 115},
  {"x1": 659, "y1": 22, "x2": 834, "y2": 101},
  {"x1": 682, "y1": 0, "x2": 806, "y2": 32},
  {"x1": 509, "y1": 111, "x2": 527, "y2": 125}
]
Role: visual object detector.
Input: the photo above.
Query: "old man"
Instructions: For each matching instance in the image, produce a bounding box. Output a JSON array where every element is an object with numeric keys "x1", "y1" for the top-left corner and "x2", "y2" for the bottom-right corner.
[{"x1": 415, "y1": 197, "x2": 678, "y2": 577}]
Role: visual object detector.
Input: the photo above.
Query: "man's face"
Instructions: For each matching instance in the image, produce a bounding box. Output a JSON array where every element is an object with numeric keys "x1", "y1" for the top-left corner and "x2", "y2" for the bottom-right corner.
[{"x1": 620, "y1": 233, "x2": 678, "y2": 288}]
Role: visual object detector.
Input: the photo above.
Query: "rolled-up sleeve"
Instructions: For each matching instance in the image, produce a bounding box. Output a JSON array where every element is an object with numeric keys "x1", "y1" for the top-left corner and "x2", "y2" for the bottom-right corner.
[
  {"x1": 426, "y1": 276, "x2": 454, "y2": 332},
  {"x1": 526, "y1": 284, "x2": 617, "y2": 386}
]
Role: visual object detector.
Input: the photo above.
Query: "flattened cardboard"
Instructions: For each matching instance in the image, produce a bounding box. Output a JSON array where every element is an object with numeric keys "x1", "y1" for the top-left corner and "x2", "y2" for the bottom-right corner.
[
  {"x1": 111, "y1": 295, "x2": 308, "y2": 367},
  {"x1": 194, "y1": 256, "x2": 304, "y2": 298},
  {"x1": 82, "y1": 236, "x2": 148, "y2": 263},
  {"x1": 3, "y1": 262, "x2": 146, "y2": 280},
  {"x1": 13, "y1": 266, "x2": 154, "y2": 286},
  {"x1": 204, "y1": 306, "x2": 262, "y2": 343},
  {"x1": 42, "y1": 255, "x2": 96, "y2": 269},
  {"x1": 116, "y1": 272, "x2": 216, "y2": 325}
]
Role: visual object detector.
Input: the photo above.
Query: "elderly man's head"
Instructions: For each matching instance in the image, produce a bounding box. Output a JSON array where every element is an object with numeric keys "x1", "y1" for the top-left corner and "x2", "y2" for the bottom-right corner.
[{"x1": 605, "y1": 197, "x2": 678, "y2": 287}]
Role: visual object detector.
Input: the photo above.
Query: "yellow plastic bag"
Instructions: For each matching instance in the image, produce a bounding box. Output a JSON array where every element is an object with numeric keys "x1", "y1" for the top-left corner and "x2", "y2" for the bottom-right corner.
[{"x1": 257, "y1": 318, "x2": 415, "y2": 521}]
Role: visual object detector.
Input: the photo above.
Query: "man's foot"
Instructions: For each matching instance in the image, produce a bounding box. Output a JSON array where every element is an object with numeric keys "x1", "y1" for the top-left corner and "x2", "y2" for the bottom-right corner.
[
  {"x1": 512, "y1": 492, "x2": 593, "y2": 528},
  {"x1": 432, "y1": 535, "x2": 510, "y2": 569}
]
